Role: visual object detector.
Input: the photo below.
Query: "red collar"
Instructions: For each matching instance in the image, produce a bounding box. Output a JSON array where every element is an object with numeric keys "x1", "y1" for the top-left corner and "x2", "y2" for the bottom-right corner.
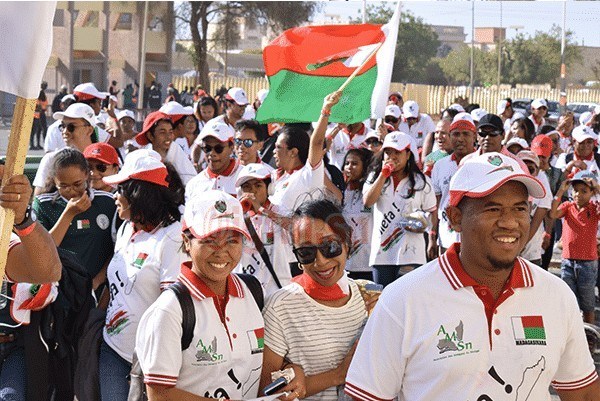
[
  {"x1": 247, "y1": 199, "x2": 271, "y2": 217},
  {"x1": 276, "y1": 164, "x2": 303, "y2": 179},
  {"x1": 207, "y1": 159, "x2": 237, "y2": 178},
  {"x1": 342, "y1": 124, "x2": 366, "y2": 139},
  {"x1": 439, "y1": 243, "x2": 533, "y2": 290},
  {"x1": 178, "y1": 262, "x2": 243, "y2": 300},
  {"x1": 531, "y1": 115, "x2": 543, "y2": 125}
]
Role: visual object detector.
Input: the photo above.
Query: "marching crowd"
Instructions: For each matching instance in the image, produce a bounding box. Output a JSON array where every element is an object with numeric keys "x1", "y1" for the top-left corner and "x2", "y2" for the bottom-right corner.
[{"x1": 1, "y1": 81, "x2": 599, "y2": 400}]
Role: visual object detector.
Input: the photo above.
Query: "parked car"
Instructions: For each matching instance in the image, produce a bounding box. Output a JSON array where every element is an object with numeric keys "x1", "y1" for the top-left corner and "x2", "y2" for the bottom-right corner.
[
  {"x1": 512, "y1": 98, "x2": 532, "y2": 117},
  {"x1": 546, "y1": 100, "x2": 560, "y2": 126},
  {"x1": 567, "y1": 102, "x2": 600, "y2": 123}
]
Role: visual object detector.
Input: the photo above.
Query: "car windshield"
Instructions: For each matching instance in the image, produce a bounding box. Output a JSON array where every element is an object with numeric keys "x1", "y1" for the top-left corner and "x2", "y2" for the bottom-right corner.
[{"x1": 547, "y1": 102, "x2": 559, "y2": 112}]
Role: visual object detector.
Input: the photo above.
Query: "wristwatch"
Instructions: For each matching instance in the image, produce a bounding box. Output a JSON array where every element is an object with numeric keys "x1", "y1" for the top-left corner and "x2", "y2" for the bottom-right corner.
[{"x1": 14, "y1": 205, "x2": 37, "y2": 230}]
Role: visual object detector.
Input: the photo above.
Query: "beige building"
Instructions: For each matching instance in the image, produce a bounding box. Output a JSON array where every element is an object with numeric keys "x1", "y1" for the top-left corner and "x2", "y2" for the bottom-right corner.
[{"x1": 44, "y1": 1, "x2": 174, "y2": 96}]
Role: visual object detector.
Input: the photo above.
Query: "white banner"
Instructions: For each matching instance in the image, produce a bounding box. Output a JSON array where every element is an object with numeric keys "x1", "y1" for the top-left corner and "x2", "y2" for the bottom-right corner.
[{"x1": 0, "y1": 2, "x2": 56, "y2": 98}]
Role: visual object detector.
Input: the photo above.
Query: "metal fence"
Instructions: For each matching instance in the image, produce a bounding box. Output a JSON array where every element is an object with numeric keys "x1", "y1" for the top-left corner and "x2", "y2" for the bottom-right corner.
[{"x1": 172, "y1": 75, "x2": 600, "y2": 115}]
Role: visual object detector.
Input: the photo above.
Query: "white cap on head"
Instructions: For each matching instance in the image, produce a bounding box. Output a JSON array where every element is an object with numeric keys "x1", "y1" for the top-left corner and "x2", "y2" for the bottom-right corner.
[
  {"x1": 470, "y1": 108, "x2": 488, "y2": 122},
  {"x1": 61, "y1": 94, "x2": 76, "y2": 103},
  {"x1": 517, "y1": 150, "x2": 540, "y2": 168},
  {"x1": 102, "y1": 149, "x2": 168, "y2": 187},
  {"x1": 531, "y1": 98, "x2": 548, "y2": 109},
  {"x1": 73, "y1": 82, "x2": 109, "y2": 100},
  {"x1": 505, "y1": 137, "x2": 529, "y2": 151},
  {"x1": 572, "y1": 125, "x2": 598, "y2": 143},
  {"x1": 511, "y1": 112, "x2": 526, "y2": 123},
  {"x1": 53, "y1": 103, "x2": 96, "y2": 127},
  {"x1": 235, "y1": 163, "x2": 272, "y2": 187},
  {"x1": 448, "y1": 103, "x2": 465, "y2": 113},
  {"x1": 385, "y1": 104, "x2": 402, "y2": 119},
  {"x1": 402, "y1": 101, "x2": 419, "y2": 118},
  {"x1": 579, "y1": 111, "x2": 593, "y2": 126},
  {"x1": 382, "y1": 131, "x2": 419, "y2": 163},
  {"x1": 497, "y1": 99, "x2": 510, "y2": 115},
  {"x1": 116, "y1": 109, "x2": 135, "y2": 122},
  {"x1": 198, "y1": 120, "x2": 235, "y2": 143},
  {"x1": 225, "y1": 87, "x2": 249, "y2": 106}
]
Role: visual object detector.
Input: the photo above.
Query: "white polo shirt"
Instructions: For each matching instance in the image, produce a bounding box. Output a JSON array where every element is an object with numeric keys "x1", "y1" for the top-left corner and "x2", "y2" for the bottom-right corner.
[
  {"x1": 327, "y1": 125, "x2": 371, "y2": 171},
  {"x1": 103, "y1": 221, "x2": 189, "y2": 362},
  {"x1": 431, "y1": 153, "x2": 462, "y2": 249},
  {"x1": 521, "y1": 173, "x2": 552, "y2": 262},
  {"x1": 346, "y1": 243, "x2": 598, "y2": 401},
  {"x1": 342, "y1": 188, "x2": 373, "y2": 272},
  {"x1": 397, "y1": 114, "x2": 436, "y2": 148},
  {"x1": 234, "y1": 203, "x2": 293, "y2": 298},
  {"x1": 136, "y1": 264, "x2": 263, "y2": 399},
  {"x1": 364, "y1": 175, "x2": 437, "y2": 266},
  {"x1": 185, "y1": 159, "x2": 242, "y2": 201},
  {"x1": 269, "y1": 161, "x2": 324, "y2": 214}
]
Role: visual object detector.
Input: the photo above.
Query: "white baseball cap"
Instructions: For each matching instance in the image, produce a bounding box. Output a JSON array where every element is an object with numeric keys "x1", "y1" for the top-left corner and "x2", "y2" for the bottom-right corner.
[
  {"x1": 470, "y1": 108, "x2": 488, "y2": 122},
  {"x1": 53, "y1": 103, "x2": 96, "y2": 127},
  {"x1": 159, "y1": 101, "x2": 194, "y2": 123},
  {"x1": 531, "y1": 98, "x2": 548, "y2": 109},
  {"x1": 235, "y1": 163, "x2": 272, "y2": 187},
  {"x1": 109, "y1": 95, "x2": 118, "y2": 103},
  {"x1": 103, "y1": 149, "x2": 169, "y2": 187},
  {"x1": 448, "y1": 103, "x2": 465, "y2": 113},
  {"x1": 73, "y1": 82, "x2": 109, "y2": 100},
  {"x1": 517, "y1": 150, "x2": 540, "y2": 168},
  {"x1": 510, "y1": 112, "x2": 526, "y2": 123},
  {"x1": 225, "y1": 87, "x2": 249, "y2": 106},
  {"x1": 572, "y1": 125, "x2": 598, "y2": 143},
  {"x1": 448, "y1": 152, "x2": 545, "y2": 207},
  {"x1": 95, "y1": 113, "x2": 108, "y2": 126},
  {"x1": 257, "y1": 89, "x2": 269, "y2": 104},
  {"x1": 198, "y1": 120, "x2": 235, "y2": 143},
  {"x1": 449, "y1": 112, "x2": 476, "y2": 132},
  {"x1": 116, "y1": 109, "x2": 135, "y2": 122},
  {"x1": 382, "y1": 131, "x2": 419, "y2": 162},
  {"x1": 497, "y1": 99, "x2": 511, "y2": 115},
  {"x1": 182, "y1": 190, "x2": 250, "y2": 240},
  {"x1": 61, "y1": 94, "x2": 76, "y2": 103},
  {"x1": 402, "y1": 101, "x2": 419, "y2": 118},
  {"x1": 385, "y1": 104, "x2": 402, "y2": 119},
  {"x1": 579, "y1": 111, "x2": 593, "y2": 126},
  {"x1": 505, "y1": 137, "x2": 529, "y2": 151}
]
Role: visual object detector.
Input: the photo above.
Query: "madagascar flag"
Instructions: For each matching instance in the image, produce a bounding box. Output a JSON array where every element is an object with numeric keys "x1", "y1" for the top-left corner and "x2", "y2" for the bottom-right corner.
[
  {"x1": 256, "y1": 2, "x2": 400, "y2": 124},
  {"x1": 511, "y1": 316, "x2": 546, "y2": 341}
]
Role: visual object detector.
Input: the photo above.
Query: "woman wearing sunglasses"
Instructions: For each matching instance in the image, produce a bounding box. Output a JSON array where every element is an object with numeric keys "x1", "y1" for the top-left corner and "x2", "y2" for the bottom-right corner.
[
  {"x1": 83, "y1": 143, "x2": 120, "y2": 193},
  {"x1": 98, "y1": 149, "x2": 188, "y2": 401},
  {"x1": 33, "y1": 148, "x2": 116, "y2": 290},
  {"x1": 260, "y1": 198, "x2": 374, "y2": 401},
  {"x1": 234, "y1": 119, "x2": 273, "y2": 171}
]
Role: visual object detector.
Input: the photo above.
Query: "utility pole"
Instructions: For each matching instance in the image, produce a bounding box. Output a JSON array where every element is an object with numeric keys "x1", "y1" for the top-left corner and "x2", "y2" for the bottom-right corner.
[
  {"x1": 497, "y1": 0, "x2": 502, "y2": 87},
  {"x1": 470, "y1": 0, "x2": 474, "y2": 100},
  {"x1": 138, "y1": 1, "x2": 149, "y2": 111},
  {"x1": 362, "y1": 0, "x2": 366, "y2": 23},
  {"x1": 559, "y1": 0, "x2": 567, "y2": 114}
]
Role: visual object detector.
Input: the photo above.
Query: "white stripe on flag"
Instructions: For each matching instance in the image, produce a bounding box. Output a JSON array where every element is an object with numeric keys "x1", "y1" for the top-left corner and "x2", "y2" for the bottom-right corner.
[
  {"x1": 343, "y1": 44, "x2": 381, "y2": 68},
  {"x1": 0, "y1": 2, "x2": 56, "y2": 98},
  {"x1": 511, "y1": 316, "x2": 525, "y2": 340}
]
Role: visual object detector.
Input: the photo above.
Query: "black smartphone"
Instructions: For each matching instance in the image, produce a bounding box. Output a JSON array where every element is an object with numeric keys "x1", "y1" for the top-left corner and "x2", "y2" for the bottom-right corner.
[{"x1": 263, "y1": 377, "x2": 288, "y2": 396}]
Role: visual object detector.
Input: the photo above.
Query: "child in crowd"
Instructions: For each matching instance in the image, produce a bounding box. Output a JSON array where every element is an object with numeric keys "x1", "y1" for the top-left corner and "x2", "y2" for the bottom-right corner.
[{"x1": 550, "y1": 171, "x2": 600, "y2": 324}]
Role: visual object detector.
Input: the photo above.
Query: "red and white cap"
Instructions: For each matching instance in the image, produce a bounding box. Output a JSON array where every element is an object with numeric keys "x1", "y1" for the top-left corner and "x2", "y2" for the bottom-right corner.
[
  {"x1": 235, "y1": 163, "x2": 272, "y2": 187},
  {"x1": 572, "y1": 125, "x2": 598, "y2": 143},
  {"x1": 531, "y1": 98, "x2": 548, "y2": 109},
  {"x1": 448, "y1": 152, "x2": 545, "y2": 207},
  {"x1": 116, "y1": 109, "x2": 135, "y2": 122},
  {"x1": 385, "y1": 104, "x2": 401, "y2": 119},
  {"x1": 470, "y1": 108, "x2": 488, "y2": 122},
  {"x1": 449, "y1": 112, "x2": 476, "y2": 133},
  {"x1": 103, "y1": 149, "x2": 168, "y2": 187},
  {"x1": 517, "y1": 150, "x2": 540, "y2": 167},
  {"x1": 198, "y1": 120, "x2": 235, "y2": 143},
  {"x1": 182, "y1": 190, "x2": 250, "y2": 240},
  {"x1": 53, "y1": 103, "x2": 96, "y2": 127},
  {"x1": 402, "y1": 101, "x2": 419, "y2": 118},
  {"x1": 159, "y1": 101, "x2": 194, "y2": 124},
  {"x1": 382, "y1": 131, "x2": 419, "y2": 162},
  {"x1": 135, "y1": 111, "x2": 172, "y2": 146},
  {"x1": 225, "y1": 87, "x2": 249, "y2": 106},
  {"x1": 530, "y1": 134, "x2": 553, "y2": 158},
  {"x1": 73, "y1": 82, "x2": 109, "y2": 101},
  {"x1": 84, "y1": 143, "x2": 120, "y2": 166}
]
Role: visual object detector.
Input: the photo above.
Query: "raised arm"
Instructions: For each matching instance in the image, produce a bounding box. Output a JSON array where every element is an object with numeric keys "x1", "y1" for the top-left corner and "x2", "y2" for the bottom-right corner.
[{"x1": 308, "y1": 91, "x2": 342, "y2": 168}]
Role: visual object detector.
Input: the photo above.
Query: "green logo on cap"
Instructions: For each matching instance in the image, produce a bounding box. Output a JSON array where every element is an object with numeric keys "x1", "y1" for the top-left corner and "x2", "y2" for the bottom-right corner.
[
  {"x1": 215, "y1": 200, "x2": 227, "y2": 213},
  {"x1": 488, "y1": 155, "x2": 502, "y2": 166}
]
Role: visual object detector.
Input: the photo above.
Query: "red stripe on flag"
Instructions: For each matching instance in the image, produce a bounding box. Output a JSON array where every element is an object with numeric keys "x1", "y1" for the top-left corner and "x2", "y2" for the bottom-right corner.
[
  {"x1": 521, "y1": 315, "x2": 543, "y2": 328},
  {"x1": 254, "y1": 327, "x2": 264, "y2": 338}
]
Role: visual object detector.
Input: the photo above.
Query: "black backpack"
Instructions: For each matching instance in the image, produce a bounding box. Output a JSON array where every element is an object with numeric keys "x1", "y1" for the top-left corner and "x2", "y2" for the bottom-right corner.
[{"x1": 127, "y1": 274, "x2": 263, "y2": 401}]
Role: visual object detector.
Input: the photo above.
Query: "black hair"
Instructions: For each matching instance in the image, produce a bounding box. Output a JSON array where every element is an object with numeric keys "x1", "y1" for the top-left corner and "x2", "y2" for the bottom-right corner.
[
  {"x1": 280, "y1": 125, "x2": 310, "y2": 165},
  {"x1": 520, "y1": 118, "x2": 536, "y2": 144},
  {"x1": 441, "y1": 107, "x2": 459, "y2": 120},
  {"x1": 465, "y1": 103, "x2": 480, "y2": 113},
  {"x1": 196, "y1": 96, "x2": 219, "y2": 122},
  {"x1": 148, "y1": 118, "x2": 174, "y2": 141},
  {"x1": 235, "y1": 119, "x2": 267, "y2": 141},
  {"x1": 342, "y1": 148, "x2": 373, "y2": 192},
  {"x1": 291, "y1": 198, "x2": 353, "y2": 251},
  {"x1": 42, "y1": 148, "x2": 89, "y2": 194},
  {"x1": 117, "y1": 167, "x2": 182, "y2": 227},
  {"x1": 539, "y1": 124, "x2": 556, "y2": 135},
  {"x1": 366, "y1": 148, "x2": 427, "y2": 199}
]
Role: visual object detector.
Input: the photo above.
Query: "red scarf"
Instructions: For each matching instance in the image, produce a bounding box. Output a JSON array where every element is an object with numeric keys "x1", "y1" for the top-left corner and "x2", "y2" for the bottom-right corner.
[{"x1": 292, "y1": 272, "x2": 350, "y2": 301}]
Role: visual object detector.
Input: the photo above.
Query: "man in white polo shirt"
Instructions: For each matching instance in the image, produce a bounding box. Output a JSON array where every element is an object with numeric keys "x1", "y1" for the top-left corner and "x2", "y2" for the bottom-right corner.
[
  {"x1": 397, "y1": 100, "x2": 436, "y2": 148},
  {"x1": 346, "y1": 152, "x2": 599, "y2": 401},
  {"x1": 529, "y1": 98, "x2": 547, "y2": 134}
]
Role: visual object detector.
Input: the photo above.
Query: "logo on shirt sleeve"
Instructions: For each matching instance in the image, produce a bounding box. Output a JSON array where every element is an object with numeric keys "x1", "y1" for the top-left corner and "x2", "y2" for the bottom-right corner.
[
  {"x1": 511, "y1": 315, "x2": 547, "y2": 345},
  {"x1": 246, "y1": 328, "x2": 264, "y2": 354}
]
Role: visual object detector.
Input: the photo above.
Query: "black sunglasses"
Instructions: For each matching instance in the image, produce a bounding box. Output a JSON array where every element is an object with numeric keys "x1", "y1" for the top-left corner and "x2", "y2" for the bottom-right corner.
[
  {"x1": 234, "y1": 138, "x2": 259, "y2": 148},
  {"x1": 385, "y1": 116, "x2": 399, "y2": 124},
  {"x1": 477, "y1": 130, "x2": 503, "y2": 137},
  {"x1": 201, "y1": 144, "x2": 226, "y2": 154},
  {"x1": 89, "y1": 163, "x2": 110, "y2": 173},
  {"x1": 292, "y1": 239, "x2": 344, "y2": 265},
  {"x1": 365, "y1": 138, "x2": 382, "y2": 146},
  {"x1": 59, "y1": 122, "x2": 88, "y2": 132}
]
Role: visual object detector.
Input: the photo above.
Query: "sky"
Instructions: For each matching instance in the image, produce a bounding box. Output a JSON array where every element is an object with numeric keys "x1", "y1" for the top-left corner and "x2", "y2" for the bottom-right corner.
[{"x1": 317, "y1": 1, "x2": 600, "y2": 47}]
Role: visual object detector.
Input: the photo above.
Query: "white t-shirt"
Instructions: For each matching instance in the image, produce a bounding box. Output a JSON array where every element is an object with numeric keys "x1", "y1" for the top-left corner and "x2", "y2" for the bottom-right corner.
[
  {"x1": 397, "y1": 114, "x2": 436, "y2": 148},
  {"x1": 342, "y1": 189, "x2": 373, "y2": 272},
  {"x1": 431, "y1": 154, "x2": 462, "y2": 249},
  {"x1": 327, "y1": 126, "x2": 371, "y2": 171},
  {"x1": 346, "y1": 243, "x2": 598, "y2": 401},
  {"x1": 185, "y1": 159, "x2": 242, "y2": 201},
  {"x1": 364, "y1": 174, "x2": 437, "y2": 266},
  {"x1": 103, "y1": 221, "x2": 189, "y2": 362},
  {"x1": 43, "y1": 120, "x2": 63, "y2": 153},
  {"x1": 264, "y1": 280, "x2": 367, "y2": 401},
  {"x1": 269, "y1": 162, "x2": 325, "y2": 214},
  {"x1": 174, "y1": 137, "x2": 193, "y2": 159},
  {"x1": 136, "y1": 265, "x2": 264, "y2": 399},
  {"x1": 165, "y1": 142, "x2": 197, "y2": 185},
  {"x1": 521, "y1": 173, "x2": 552, "y2": 262}
]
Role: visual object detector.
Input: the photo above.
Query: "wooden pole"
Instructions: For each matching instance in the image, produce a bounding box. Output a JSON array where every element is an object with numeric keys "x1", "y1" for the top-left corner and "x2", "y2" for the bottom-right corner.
[
  {"x1": 337, "y1": 42, "x2": 384, "y2": 93},
  {"x1": 0, "y1": 97, "x2": 36, "y2": 278}
]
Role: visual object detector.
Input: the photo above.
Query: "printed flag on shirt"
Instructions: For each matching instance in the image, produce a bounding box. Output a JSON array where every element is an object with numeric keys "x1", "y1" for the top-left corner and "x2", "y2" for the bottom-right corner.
[
  {"x1": 247, "y1": 327, "x2": 265, "y2": 354},
  {"x1": 76, "y1": 219, "x2": 90, "y2": 229},
  {"x1": 511, "y1": 315, "x2": 547, "y2": 345},
  {"x1": 133, "y1": 253, "x2": 149, "y2": 268},
  {"x1": 256, "y1": 1, "x2": 400, "y2": 124},
  {"x1": 0, "y1": 2, "x2": 56, "y2": 98}
]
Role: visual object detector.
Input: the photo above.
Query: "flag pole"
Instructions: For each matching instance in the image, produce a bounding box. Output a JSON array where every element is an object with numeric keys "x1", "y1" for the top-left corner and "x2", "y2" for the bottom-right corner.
[
  {"x1": 0, "y1": 97, "x2": 37, "y2": 277},
  {"x1": 337, "y1": 42, "x2": 384, "y2": 93}
]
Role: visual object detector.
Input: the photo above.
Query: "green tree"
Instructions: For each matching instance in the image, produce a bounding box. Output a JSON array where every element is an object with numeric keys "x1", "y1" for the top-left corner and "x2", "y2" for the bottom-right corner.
[
  {"x1": 356, "y1": 5, "x2": 440, "y2": 83},
  {"x1": 176, "y1": 1, "x2": 319, "y2": 89},
  {"x1": 438, "y1": 45, "x2": 498, "y2": 86}
]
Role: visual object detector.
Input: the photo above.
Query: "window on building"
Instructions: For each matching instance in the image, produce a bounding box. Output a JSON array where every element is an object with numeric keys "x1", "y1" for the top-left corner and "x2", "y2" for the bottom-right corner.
[
  {"x1": 82, "y1": 11, "x2": 99, "y2": 28},
  {"x1": 115, "y1": 13, "x2": 132, "y2": 30},
  {"x1": 73, "y1": 69, "x2": 92, "y2": 85},
  {"x1": 53, "y1": 9, "x2": 64, "y2": 27}
]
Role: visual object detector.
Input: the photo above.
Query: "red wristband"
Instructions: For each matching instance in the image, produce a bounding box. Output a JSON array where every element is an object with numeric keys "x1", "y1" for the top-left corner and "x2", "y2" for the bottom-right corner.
[
  {"x1": 14, "y1": 221, "x2": 36, "y2": 238},
  {"x1": 321, "y1": 108, "x2": 331, "y2": 116}
]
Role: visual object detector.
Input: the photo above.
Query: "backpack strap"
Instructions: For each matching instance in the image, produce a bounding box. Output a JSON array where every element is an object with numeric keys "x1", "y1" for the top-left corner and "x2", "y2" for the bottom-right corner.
[
  {"x1": 565, "y1": 152, "x2": 574, "y2": 164},
  {"x1": 168, "y1": 282, "x2": 196, "y2": 350},
  {"x1": 244, "y1": 216, "x2": 283, "y2": 289},
  {"x1": 236, "y1": 273, "x2": 264, "y2": 311}
]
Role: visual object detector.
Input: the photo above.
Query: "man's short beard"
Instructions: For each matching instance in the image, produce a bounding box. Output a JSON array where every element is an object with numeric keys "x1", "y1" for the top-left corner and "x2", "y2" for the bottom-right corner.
[{"x1": 488, "y1": 256, "x2": 516, "y2": 271}]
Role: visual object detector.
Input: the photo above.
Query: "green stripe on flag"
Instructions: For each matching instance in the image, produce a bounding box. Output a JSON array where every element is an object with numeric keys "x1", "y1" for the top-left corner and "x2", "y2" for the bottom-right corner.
[
  {"x1": 257, "y1": 67, "x2": 378, "y2": 124},
  {"x1": 257, "y1": 337, "x2": 264, "y2": 348},
  {"x1": 523, "y1": 327, "x2": 546, "y2": 340}
]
